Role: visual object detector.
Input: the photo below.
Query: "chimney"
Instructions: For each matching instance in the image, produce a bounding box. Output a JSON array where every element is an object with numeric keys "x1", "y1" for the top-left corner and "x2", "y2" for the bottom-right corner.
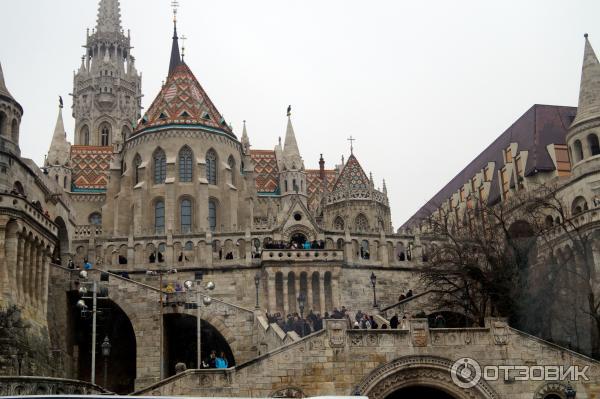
[{"x1": 319, "y1": 154, "x2": 325, "y2": 179}]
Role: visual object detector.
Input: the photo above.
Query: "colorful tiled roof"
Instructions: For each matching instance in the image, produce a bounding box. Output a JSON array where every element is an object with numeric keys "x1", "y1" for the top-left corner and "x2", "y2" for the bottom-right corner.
[
  {"x1": 332, "y1": 154, "x2": 370, "y2": 192},
  {"x1": 71, "y1": 145, "x2": 113, "y2": 191},
  {"x1": 306, "y1": 169, "x2": 336, "y2": 212},
  {"x1": 251, "y1": 150, "x2": 280, "y2": 194},
  {"x1": 136, "y1": 63, "x2": 234, "y2": 138}
]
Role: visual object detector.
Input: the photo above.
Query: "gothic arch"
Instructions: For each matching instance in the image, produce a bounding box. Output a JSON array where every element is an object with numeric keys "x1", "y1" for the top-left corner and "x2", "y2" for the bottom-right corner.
[
  {"x1": 354, "y1": 356, "x2": 498, "y2": 399},
  {"x1": 80, "y1": 125, "x2": 90, "y2": 145},
  {"x1": 533, "y1": 382, "x2": 569, "y2": 399}
]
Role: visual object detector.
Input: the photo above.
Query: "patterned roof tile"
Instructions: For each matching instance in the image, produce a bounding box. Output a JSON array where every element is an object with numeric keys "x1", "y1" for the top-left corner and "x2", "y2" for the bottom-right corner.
[{"x1": 71, "y1": 145, "x2": 113, "y2": 191}]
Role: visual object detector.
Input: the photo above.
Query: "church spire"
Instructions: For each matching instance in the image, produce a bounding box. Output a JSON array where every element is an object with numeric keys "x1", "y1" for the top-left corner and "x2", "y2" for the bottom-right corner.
[
  {"x1": 241, "y1": 120, "x2": 250, "y2": 154},
  {"x1": 46, "y1": 99, "x2": 71, "y2": 167},
  {"x1": 96, "y1": 0, "x2": 122, "y2": 34},
  {"x1": 573, "y1": 34, "x2": 600, "y2": 126},
  {"x1": 282, "y1": 107, "x2": 303, "y2": 170},
  {"x1": 168, "y1": 2, "x2": 183, "y2": 76}
]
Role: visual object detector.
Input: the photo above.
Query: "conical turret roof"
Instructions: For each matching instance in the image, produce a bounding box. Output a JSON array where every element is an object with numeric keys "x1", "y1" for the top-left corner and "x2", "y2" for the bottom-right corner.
[
  {"x1": 47, "y1": 106, "x2": 71, "y2": 166},
  {"x1": 0, "y1": 61, "x2": 22, "y2": 113},
  {"x1": 332, "y1": 153, "x2": 370, "y2": 192},
  {"x1": 282, "y1": 116, "x2": 303, "y2": 169},
  {"x1": 573, "y1": 35, "x2": 600, "y2": 126},
  {"x1": 136, "y1": 62, "x2": 234, "y2": 137}
]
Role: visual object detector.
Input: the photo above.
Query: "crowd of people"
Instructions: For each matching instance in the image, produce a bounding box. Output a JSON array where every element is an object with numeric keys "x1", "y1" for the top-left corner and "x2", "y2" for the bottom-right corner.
[
  {"x1": 202, "y1": 350, "x2": 229, "y2": 369},
  {"x1": 264, "y1": 240, "x2": 326, "y2": 250}
]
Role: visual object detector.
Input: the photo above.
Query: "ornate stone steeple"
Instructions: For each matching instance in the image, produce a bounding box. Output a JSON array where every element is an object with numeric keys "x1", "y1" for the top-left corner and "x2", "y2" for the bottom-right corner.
[
  {"x1": 96, "y1": 0, "x2": 122, "y2": 34},
  {"x1": 72, "y1": 0, "x2": 141, "y2": 146},
  {"x1": 241, "y1": 120, "x2": 250, "y2": 154},
  {"x1": 279, "y1": 109, "x2": 307, "y2": 209},
  {"x1": 46, "y1": 102, "x2": 71, "y2": 166},
  {"x1": 282, "y1": 114, "x2": 304, "y2": 170}
]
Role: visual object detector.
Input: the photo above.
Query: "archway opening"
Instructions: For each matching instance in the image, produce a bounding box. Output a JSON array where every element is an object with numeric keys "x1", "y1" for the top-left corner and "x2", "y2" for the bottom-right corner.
[
  {"x1": 290, "y1": 233, "x2": 307, "y2": 248},
  {"x1": 386, "y1": 386, "x2": 457, "y2": 399},
  {"x1": 68, "y1": 294, "x2": 136, "y2": 394},
  {"x1": 163, "y1": 313, "x2": 235, "y2": 377}
]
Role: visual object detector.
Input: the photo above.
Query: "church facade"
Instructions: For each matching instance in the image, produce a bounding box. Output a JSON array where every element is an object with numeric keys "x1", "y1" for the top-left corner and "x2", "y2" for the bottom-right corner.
[{"x1": 2, "y1": 1, "x2": 600, "y2": 398}]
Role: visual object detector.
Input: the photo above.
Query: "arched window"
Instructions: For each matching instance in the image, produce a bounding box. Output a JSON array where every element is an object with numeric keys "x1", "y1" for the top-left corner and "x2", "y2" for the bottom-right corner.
[
  {"x1": 80, "y1": 125, "x2": 90, "y2": 145},
  {"x1": 228, "y1": 155, "x2": 236, "y2": 185},
  {"x1": 122, "y1": 125, "x2": 132, "y2": 141},
  {"x1": 153, "y1": 148, "x2": 166, "y2": 184},
  {"x1": 89, "y1": 212, "x2": 102, "y2": 225},
  {"x1": 11, "y1": 119, "x2": 18, "y2": 142},
  {"x1": 333, "y1": 216, "x2": 345, "y2": 231},
  {"x1": 133, "y1": 154, "x2": 142, "y2": 184},
  {"x1": 155, "y1": 200, "x2": 165, "y2": 233},
  {"x1": 100, "y1": 124, "x2": 110, "y2": 146},
  {"x1": 573, "y1": 140, "x2": 584, "y2": 163},
  {"x1": 571, "y1": 196, "x2": 588, "y2": 215},
  {"x1": 179, "y1": 146, "x2": 193, "y2": 182},
  {"x1": 206, "y1": 149, "x2": 217, "y2": 185},
  {"x1": 208, "y1": 199, "x2": 217, "y2": 232},
  {"x1": 0, "y1": 111, "x2": 6, "y2": 137},
  {"x1": 336, "y1": 238, "x2": 344, "y2": 250},
  {"x1": 12, "y1": 181, "x2": 24, "y2": 195},
  {"x1": 588, "y1": 134, "x2": 600, "y2": 156},
  {"x1": 180, "y1": 198, "x2": 192, "y2": 233},
  {"x1": 63, "y1": 176, "x2": 67, "y2": 189},
  {"x1": 355, "y1": 214, "x2": 369, "y2": 232}
]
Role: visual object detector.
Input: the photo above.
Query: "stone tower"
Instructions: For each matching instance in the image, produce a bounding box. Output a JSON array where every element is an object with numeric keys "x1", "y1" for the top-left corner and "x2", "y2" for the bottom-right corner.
[
  {"x1": 279, "y1": 113, "x2": 307, "y2": 213},
  {"x1": 0, "y1": 61, "x2": 23, "y2": 191},
  {"x1": 72, "y1": 0, "x2": 142, "y2": 147}
]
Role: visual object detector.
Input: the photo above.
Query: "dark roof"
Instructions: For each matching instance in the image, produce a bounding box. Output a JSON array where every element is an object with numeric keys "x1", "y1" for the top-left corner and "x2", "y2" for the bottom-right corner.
[{"x1": 401, "y1": 104, "x2": 577, "y2": 229}]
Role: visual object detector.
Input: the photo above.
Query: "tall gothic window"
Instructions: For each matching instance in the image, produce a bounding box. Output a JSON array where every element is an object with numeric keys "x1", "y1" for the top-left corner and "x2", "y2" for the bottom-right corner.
[
  {"x1": 155, "y1": 200, "x2": 165, "y2": 234},
  {"x1": 81, "y1": 125, "x2": 90, "y2": 145},
  {"x1": 100, "y1": 125, "x2": 110, "y2": 146},
  {"x1": 179, "y1": 146, "x2": 193, "y2": 182},
  {"x1": 208, "y1": 199, "x2": 217, "y2": 232},
  {"x1": 133, "y1": 154, "x2": 142, "y2": 184},
  {"x1": 153, "y1": 148, "x2": 166, "y2": 184},
  {"x1": 180, "y1": 199, "x2": 192, "y2": 233},
  {"x1": 206, "y1": 149, "x2": 218, "y2": 185},
  {"x1": 333, "y1": 216, "x2": 345, "y2": 231},
  {"x1": 228, "y1": 155, "x2": 236, "y2": 185},
  {"x1": 355, "y1": 214, "x2": 369, "y2": 232}
]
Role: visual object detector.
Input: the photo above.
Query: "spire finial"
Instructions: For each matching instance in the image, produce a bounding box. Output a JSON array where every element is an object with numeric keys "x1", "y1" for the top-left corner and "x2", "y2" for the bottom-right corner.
[
  {"x1": 287, "y1": 104, "x2": 292, "y2": 117},
  {"x1": 59, "y1": 96, "x2": 64, "y2": 109},
  {"x1": 171, "y1": 0, "x2": 179, "y2": 23},
  {"x1": 347, "y1": 135, "x2": 355, "y2": 154},
  {"x1": 181, "y1": 34, "x2": 187, "y2": 61},
  {"x1": 585, "y1": 33, "x2": 589, "y2": 39}
]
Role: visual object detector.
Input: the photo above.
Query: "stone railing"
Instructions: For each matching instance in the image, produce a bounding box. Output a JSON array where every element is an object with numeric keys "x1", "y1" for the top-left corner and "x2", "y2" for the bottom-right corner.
[
  {"x1": 74, "y1": 224, "x2": 103, "y2": 239},
  {"x1": 0, "y1": 135, "x2": 19, "y2": 156},
  {"x1": 0, "y1": 376, "x2": 107, "y2": 396},
  {"x1": 0, "y1": 193, "x2": 58, "y2": 235},
  {"x1": 261, "y1": 249, "x2": 343, "y2": 262}
]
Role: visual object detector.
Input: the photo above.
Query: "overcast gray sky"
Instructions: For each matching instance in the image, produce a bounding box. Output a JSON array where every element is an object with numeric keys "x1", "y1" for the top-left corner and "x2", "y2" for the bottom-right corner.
[{"x1": 1, "y1": 0, "x2": 598, "y2": 229}]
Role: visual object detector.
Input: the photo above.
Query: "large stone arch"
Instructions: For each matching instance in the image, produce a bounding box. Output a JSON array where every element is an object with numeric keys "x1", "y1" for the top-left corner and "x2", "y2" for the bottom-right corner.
[{"x1": 354, "y1": 356, "x2": 499, "y2": 399}]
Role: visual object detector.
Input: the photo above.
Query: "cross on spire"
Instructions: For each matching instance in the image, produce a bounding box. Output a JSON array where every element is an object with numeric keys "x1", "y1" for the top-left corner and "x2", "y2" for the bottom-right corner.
[
  {"x1": 171, "y1": 0, "x2": 179, "y2": 22},
  {"x1": 181, "y1": 35, "x2": 187, "y2": 60},
  {"x1": 347, "y1": 136, "x2": 356, "y2": 154}
]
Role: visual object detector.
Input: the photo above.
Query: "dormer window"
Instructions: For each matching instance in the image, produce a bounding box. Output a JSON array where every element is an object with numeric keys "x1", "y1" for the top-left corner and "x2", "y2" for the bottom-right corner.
[
  {"x1": 180, "y1": 111, "x2": 190, "y2": 118},
  {"x1": 159, "y1": 112, "x2": 167, "y2": 120},
  {"x1": 202, "y1": 112, "x2": 211, "y2": 120}
]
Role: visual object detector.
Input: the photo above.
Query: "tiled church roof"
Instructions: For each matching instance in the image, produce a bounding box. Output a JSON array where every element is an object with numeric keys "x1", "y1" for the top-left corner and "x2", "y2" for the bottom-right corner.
[
  {"x1": 135, "y1": 63, "x2": 235, "y2": 138},
  {"x1": 332, "y1": 153, "x2": 370, "y2": 192},
  {"x1": 306, "y1": 169, "x2": 336, "y2": 212},
  {"x1": 251, "y1": 150, "x2": 280, "y2": 194},
  {"x1": 402, "y1": 104, "x2": 577, "y2": 229},
  {"x1": 70, "y1": 145, "x2": 113, "y2": 191}
]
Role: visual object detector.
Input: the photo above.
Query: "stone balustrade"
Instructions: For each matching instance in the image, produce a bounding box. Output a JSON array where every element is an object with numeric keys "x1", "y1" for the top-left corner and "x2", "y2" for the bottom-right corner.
[
  {"x1": 0, "y1": 376, "x2": 106, "y2": 396},
  {"x1": 74, "y1": 224, "x2": 103, "y2": 239},
  {"x1": 261, "y1": 249, "x2": 342, "y2": 262},
  {"x1": 0, "y1": 193, "x2": 57, "y2": 235}
]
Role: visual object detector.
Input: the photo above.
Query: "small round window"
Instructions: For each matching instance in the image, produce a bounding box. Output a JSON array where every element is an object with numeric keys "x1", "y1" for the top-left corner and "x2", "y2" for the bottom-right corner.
[{"x1": 294, "y1": 212, "x2": 302, "y2": 221}]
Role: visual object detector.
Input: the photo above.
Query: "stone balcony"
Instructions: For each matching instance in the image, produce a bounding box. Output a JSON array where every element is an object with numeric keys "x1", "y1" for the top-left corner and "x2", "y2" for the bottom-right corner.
[
  {"x1": 261, "y1": 249, "x2": 343, "y2": 262},
  {"x1": 0, "y1": 193, "x2": 57, "y2": 235}
]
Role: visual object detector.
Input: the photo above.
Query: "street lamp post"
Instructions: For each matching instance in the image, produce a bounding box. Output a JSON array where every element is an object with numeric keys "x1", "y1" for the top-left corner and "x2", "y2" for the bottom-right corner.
[
  {"x1": 184, "y1": 275, "x2": 215, "y2": 369},
  {"x1": 101, "y1": 336, "x2": 111, "y2": 388},
  {"x1": 370, "y1": 272, "x2": 377, "y2": 308},
  {"x1": 297, "y1": 292, "x2": 306, "y2": 337},
  {"x1": 146, "y1": 268, "x2": 177, "y2": 379},
  {"x1": 254, "y1": 272, "x2": 260, "y2": 309}
]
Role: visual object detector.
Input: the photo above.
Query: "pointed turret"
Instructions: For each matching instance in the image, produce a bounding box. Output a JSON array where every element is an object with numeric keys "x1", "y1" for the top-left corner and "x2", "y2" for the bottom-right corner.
[
  {"x1": 573, "y1": 34, "x2": 600, "y2": 126},
  {"x1": 168, "y1": 20, "x2": 182, "y2": 76},
  {"x1": 46, "y1": 102, "x2": 71, "y2": 166},
  {"x1": 96, "y1": 0, "x2": 122, "y2": 34},
  {"x1": 0, "y1": 61, "x2": 15, "y2": 101},
  {"x1": 241, "y1": 120, "x2": 250, "y2": 154},
  {"x1": 282, "y1": 114, "x2": 303, "y2": 170}
]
